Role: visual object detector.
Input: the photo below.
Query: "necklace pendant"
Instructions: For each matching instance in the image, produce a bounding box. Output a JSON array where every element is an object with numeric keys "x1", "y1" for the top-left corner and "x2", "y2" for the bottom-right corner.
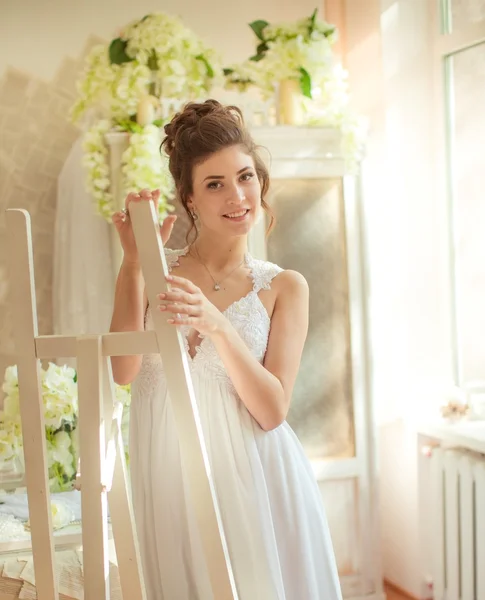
[{"x1": 214, "y1": 283, "x2": 221, "y2": 291}]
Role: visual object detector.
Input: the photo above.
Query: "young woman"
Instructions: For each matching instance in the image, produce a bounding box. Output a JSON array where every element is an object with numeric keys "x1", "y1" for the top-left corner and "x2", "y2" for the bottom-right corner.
[{"x1": 110, "y1": 99, "x2": 342, "y2": 600}]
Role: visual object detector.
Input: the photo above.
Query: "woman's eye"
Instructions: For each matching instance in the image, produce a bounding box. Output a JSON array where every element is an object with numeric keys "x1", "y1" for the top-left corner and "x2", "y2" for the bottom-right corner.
[
  {"x1": 241, "y1": 172, "x2": 255, "y2": 181},
  {"x1": 207, "y1": 181, "x2": 221, "y2": 190}
]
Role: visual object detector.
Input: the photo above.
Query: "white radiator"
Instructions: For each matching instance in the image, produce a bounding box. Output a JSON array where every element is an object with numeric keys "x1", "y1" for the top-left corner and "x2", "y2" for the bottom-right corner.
[{"x1": 430, "y1": 447, "x2": 485, "y2": 600}]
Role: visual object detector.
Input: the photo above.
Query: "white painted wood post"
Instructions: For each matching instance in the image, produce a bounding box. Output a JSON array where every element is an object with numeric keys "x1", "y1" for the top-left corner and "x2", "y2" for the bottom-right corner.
[
  {"x1": 129, "y1": 200, "x2": 239, "y2": 599},
  {"x1": 5, "y1": 208, "x2": 58, "y2": 600},
  {"x1": 77, "y1": 336, "x2": 110, "y2": 600},
  {"x1": 102, "y1": 357, "x2": 147, "y2": 600}
]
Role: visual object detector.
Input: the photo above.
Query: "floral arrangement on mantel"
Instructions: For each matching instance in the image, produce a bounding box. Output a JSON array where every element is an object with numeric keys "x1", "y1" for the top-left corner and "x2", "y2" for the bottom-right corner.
[
  {"x1": 0, "y1": 364, "x2": 131, "y2": 493},
  {"x1": 71, "y1": 12, "x2": 221, "y2": 221},
  {"x1": 72, "y1": 10, "x2": 366, "y2": 221},
  {"x1": 223, "y1": 9, "x2": 367, "y2": 166}
]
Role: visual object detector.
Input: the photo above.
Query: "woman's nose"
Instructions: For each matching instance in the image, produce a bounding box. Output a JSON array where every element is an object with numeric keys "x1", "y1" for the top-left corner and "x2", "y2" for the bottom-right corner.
[{"x1": 228, "y1": 185, "x2": 246, "y2": 203}]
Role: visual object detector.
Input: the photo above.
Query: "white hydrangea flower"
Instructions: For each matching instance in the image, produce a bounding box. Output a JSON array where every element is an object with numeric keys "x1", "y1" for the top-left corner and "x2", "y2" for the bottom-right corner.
[
  {"x1": 0, "y1": 362, "x2": 136, "y2": 487},
  {"x1": 82, "y1": 120, "x2": 113, "y2": 220},
  {"x1": 0, "y1": 412, "x2": 22, "y2": 470},
  {"x1": 3, "y1": 395, "x2": 20, "y2": 419},
  {"x1": 70, "y1": 45, "x2": 115, "y2": 122},
  {"x1": 0, "y1": 434, "x2": 16, "y2": 463},
  {"x1": 121, "y1": 124, "x2": 175, "y2": 220},
  {"x1": 71, "y1": 12, "x2": 220, "y2": 124},
  {"x1": 223, "y1": 60, "x2": 264, "y2": 93},
  {"x1": 50, "y1": 501, "x2": 74, "y2": 530},
  {"x1": 110, "y1": 62, "x2": 152, "y2": 121},
  {"x1": 2, "y1": 365, "x2": 18, "y2": 398},
  {"x1": 0, "y1": 416, "x2": 21, "y2": 464},
  {"x1": 228, "y1": 11, "x2": 366, "y2": 167}
]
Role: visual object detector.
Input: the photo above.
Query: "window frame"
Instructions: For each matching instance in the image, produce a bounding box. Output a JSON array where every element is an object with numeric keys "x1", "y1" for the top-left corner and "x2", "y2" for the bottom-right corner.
[{"x1": 431, "y1": 0, "x2": 485, "y2": 383}]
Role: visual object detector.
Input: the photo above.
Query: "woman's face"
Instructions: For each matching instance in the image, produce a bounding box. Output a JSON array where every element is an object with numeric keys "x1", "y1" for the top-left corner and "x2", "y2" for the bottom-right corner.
[{"x1": 188, "y1": 145, "x2": 262, "y2": 237}]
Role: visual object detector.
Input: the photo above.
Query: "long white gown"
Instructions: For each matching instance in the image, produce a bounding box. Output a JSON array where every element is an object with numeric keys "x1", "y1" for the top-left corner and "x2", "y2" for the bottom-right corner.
[{"x1": 130, "y1": 248, "x2": 343, "y2": 600}]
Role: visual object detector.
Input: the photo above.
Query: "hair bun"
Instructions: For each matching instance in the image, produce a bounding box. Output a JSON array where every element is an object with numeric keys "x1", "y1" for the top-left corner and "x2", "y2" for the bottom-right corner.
[{"x1": 162, "y1": 100, "x2": 244, "y2": 157}]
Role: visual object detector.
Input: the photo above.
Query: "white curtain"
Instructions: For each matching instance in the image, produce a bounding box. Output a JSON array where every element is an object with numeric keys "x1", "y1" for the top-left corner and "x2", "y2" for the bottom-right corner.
[{"x1": 53, "y1": 137, "x2": 115, "y2": 344}]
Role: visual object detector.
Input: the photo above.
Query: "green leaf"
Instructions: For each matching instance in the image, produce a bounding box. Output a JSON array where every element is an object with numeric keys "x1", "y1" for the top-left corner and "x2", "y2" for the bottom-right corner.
[
  {"x1": 299, "y1": 67, "x2": 312, "y2": 98},
  {"x1": 147, "y1": 50, "x2": 158, "y2": 71},
  {"x1": 152, "y1": 119, "x2": 165, "y2": 128},
  {"x1": 109, "y1": 38, "x2": 133, "y2": 65},
  {"x1": 223, "y1": 68, "x2": 234, "y2": 76},
  {"x1": 117, "y1": 119, "x2": 143, "y2": 133},
  {"x1": 249, "y1": 20, "x2": 269, "y2": 41},
  {"x1": 249, "y1": 41, "x2": 270, "y2": 62},
  {"x1": 73, "y1": 371, "x2": 77, "y2": 383},
  {"x1": 196, "y1": 54, "x2": 215, "y2": 78},
  {"x1": 309, "y1": 8, "x2": 318, "y2": 29}
]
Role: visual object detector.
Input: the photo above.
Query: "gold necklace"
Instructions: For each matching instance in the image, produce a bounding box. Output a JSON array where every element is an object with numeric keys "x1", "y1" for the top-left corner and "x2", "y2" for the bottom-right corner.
[{"x1": 191, "y1": 245, "x2": 245, "y2": 291}]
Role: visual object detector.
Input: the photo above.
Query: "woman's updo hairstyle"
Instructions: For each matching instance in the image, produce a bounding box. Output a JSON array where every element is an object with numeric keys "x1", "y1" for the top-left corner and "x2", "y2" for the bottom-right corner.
[{"x1": 161, "y1": 99, "x2": 274, "y2": 240}]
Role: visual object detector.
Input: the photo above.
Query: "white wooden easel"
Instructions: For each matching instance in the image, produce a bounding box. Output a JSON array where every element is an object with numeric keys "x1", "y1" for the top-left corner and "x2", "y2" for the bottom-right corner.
[{"x1": 5, "y1": 203, "x2": 237, "y2": 600}]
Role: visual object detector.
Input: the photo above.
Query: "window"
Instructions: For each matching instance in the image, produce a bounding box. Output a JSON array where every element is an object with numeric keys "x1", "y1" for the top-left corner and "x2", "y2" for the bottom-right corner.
[{"x1": 434, "y1": 0, "x2": 485, "y2": 384}]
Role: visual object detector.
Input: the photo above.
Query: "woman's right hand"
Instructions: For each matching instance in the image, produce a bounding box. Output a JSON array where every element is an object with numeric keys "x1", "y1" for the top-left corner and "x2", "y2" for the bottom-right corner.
[{"x1": 112, "y1": 189, "x2": 177, "y2": 265}]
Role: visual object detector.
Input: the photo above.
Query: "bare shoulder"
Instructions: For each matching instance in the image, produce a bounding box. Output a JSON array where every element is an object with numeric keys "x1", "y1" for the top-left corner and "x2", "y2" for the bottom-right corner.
[{"x1": 272, "y1": 269, "x2": 309, "y2": 300}]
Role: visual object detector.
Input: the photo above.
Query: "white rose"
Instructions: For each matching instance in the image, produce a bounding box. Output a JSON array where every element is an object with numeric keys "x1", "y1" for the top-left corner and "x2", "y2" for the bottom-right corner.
[{"x1": 2, "y1": 365, "x2": 18, "y2": 396}]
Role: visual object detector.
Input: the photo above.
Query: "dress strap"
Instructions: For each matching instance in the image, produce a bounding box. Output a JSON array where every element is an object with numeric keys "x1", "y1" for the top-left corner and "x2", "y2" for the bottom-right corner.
[
  {"x1": 164, "y1": 247, "x2": 188, "y2": 271},
  {"x1": 246, "y1": 254, "x2": 283, "y2": 293}
]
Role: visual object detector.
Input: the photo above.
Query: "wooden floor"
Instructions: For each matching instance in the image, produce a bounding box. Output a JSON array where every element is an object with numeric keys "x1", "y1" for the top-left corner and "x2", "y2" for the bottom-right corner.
[{"x1": 384, "y1": 581, "x2": 415, "y2": 600}]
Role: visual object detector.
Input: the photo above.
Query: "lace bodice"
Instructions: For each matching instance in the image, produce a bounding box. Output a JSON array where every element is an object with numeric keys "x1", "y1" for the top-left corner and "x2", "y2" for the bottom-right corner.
[{"x1": 138, "y1": 248, "x2": 282, "y2": 392}]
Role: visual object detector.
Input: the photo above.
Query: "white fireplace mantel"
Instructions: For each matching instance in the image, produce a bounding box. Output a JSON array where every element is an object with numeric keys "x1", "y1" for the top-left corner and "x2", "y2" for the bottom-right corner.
[{"x1": 251, "y1": 126, "x2": 347, "y2": 179}]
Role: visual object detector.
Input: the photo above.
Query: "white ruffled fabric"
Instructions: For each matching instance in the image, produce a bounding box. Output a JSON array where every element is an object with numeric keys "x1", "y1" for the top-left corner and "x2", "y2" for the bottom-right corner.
[{"x1": 130, "y1": 249, "x2": 342, "y2": 600}]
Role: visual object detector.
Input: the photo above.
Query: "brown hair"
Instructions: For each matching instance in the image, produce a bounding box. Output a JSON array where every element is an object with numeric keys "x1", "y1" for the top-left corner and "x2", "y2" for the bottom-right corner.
[{"x1": 161, "y1": 99, "x2": 274, "y2": 242}]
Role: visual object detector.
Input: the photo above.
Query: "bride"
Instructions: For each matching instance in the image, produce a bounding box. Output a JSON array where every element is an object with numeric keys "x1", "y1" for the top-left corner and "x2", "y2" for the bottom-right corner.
[{"x1": 109, "y1": 99, "x2": 342, "y2": 600}]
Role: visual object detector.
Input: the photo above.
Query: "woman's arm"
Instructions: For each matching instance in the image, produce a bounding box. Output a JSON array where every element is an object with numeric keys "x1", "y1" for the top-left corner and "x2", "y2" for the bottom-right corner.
[
  {"x1": 109, "y1": 192, "x2": 176, "y2": 385},
  {"x1": 211, "y1": 270, "x2": 309, "y2": 431},
  {"x1": 109, "y1": 260, "x2": 148, "y2": 385}
]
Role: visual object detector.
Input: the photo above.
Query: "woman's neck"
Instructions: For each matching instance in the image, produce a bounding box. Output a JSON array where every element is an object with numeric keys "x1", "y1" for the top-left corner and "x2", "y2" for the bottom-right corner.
[{"x1": 190, "y1": 232, "x2": 248, "y2": 271}]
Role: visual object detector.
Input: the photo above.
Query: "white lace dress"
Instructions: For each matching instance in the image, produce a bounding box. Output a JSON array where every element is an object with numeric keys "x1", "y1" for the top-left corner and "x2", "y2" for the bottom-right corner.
[{"x1": 130, "y1": 248, "x2": 342, "y2": 600}]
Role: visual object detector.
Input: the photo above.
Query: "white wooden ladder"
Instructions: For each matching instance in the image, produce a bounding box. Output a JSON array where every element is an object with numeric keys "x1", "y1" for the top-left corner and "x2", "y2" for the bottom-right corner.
[{"x1": 5, "y1": 202, "x2": 238, "y2": 600}]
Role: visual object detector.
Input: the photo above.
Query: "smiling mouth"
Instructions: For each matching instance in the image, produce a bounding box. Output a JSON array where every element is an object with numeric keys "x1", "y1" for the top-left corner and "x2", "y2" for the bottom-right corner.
[{"x1": 223, "y1": 209, "x2": 250, "y2": 220}]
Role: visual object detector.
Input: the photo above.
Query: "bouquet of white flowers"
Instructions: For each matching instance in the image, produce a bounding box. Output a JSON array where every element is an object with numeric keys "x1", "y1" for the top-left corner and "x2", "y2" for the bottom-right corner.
[
  {"x1": 71, "y1": 12, "x2": 220, "y2": 123},
  {"x1": 71, "y1": 12, "x2": 221, "y2": 221},
  {"x1": 0, "y1": 364, "x2": 131, "y2": 493},
  {"x1": 223, "y1": 10, "x2": 367, "y2": 169},
  {"x1": 224, "y1": 10, "x2": 336, "y2": 99}
]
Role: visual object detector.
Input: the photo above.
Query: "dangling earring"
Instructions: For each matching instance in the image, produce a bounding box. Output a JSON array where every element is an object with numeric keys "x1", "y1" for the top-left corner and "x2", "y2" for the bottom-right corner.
[{"x1": 191, "y1": 211, "x2": 198, "y2": 221}]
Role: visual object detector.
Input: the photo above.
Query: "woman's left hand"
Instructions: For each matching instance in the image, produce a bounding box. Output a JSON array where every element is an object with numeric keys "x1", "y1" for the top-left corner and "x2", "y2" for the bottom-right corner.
[{"x1": 157, "y1": 274, "x2": 228, "y2": 336}]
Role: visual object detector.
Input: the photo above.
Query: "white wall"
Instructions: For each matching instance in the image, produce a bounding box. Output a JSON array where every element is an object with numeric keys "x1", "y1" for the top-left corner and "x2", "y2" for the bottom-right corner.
[
  {"x1": 0, "y1": 0, "x2": 325, "y2": 402},
  {"x1": 0, "y1": 0, "x2": 320, "y2": 80},
  {"x1": 344, "y1": 0, "x2": 453, "y2": 596}
]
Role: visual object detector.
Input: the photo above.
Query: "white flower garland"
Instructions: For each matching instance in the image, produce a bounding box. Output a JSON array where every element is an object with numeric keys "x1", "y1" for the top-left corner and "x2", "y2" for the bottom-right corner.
[
  {"x1": 121, "y1": 124, "x2": 174, "y2": 220},
  {"x1": 82, "y1": 123, "x2": 174, "y2": 221},
  {"x1": 71, "y1": 12, "x2": 219, "y2": 223},
  {"x1": 82, "y1": 120, "x2": 113, "y2": 220}
]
